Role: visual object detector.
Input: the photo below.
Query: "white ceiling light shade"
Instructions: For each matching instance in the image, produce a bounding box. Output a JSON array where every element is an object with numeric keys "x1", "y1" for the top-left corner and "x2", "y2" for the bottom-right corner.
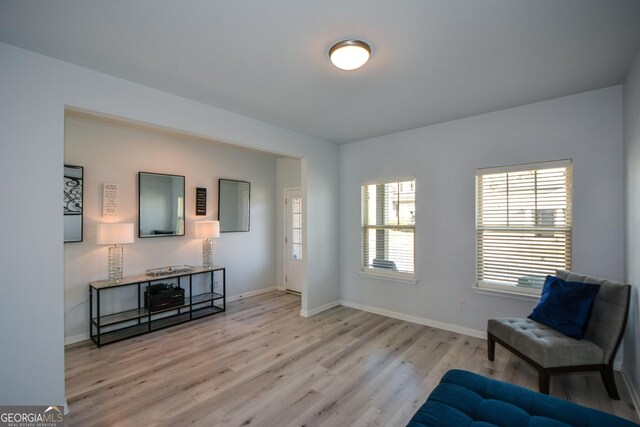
[{"x1": 329, "y1": 40, "x2": 371, "y2": 71}]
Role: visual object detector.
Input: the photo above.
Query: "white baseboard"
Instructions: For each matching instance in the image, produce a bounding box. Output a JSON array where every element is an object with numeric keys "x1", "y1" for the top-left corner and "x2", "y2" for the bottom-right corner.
[
  {"x1": 226, "y1": 286, "x2": 277, "y2": 302},
  {"x1": 339, "y1": 299, "x2": 486, "y2": 339},
  {"x1": 621, "y1": 368, "x2": 640, "y2": 421},
  {"x1": 276, "y1": 286, "x2": 286, "y2": 291},
  {"x1": 298, "y1": 298, "x2": 486, "y2": 339},
  {"x1": 65, "y1": 333, "x2": 89, "y2": 346},
  {"x1": 300, "y1": 300, "x2": 341, "y2": 317}
]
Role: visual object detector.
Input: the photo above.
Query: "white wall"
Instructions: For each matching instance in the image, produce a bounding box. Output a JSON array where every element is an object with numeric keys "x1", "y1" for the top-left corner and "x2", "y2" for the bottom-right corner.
[
  {"x1": 276, "y1": 157, "x2": 302, "y2": 290},
  {"x1": 624, "y1": 50, "x2": 640, "y2": 405},
  {"x1": 4, "y1": 33, "x2": 628, "y2": 409},
  {"x1": 64, "y1": 117, "x2": 278, "y2": 342},
  {"x1": 340, "y1": 86, "x2": 625, "y2": 335},
  {"x1": 0, "y1": 42, "x2": 339, "y2": 406}
]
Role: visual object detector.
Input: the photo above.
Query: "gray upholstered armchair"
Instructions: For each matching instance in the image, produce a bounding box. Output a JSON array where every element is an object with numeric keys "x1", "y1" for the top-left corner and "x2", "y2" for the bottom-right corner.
[{"x1": 487, "y1": 270, "x2": 631, "y2": 398}]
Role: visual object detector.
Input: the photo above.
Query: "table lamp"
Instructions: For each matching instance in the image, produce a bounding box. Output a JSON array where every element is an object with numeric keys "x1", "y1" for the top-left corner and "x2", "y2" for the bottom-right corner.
[
  {"x1": 195, "y1": 220, "x2": 220, "y2": 269},
  {"x1": 97, "y1": 223, "x2": 134, "y2": 282}
]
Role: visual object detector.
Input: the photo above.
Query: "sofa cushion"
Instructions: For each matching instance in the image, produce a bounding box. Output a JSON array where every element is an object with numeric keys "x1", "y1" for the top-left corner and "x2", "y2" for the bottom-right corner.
[
  {"x1": 487, "y1": 318, "x2": 603, "y2": 367},
  {"x1": 407, "y1": 369, "x2": 639, "y2": 427},
  {"x1": 528, "y1": 275, "x2": 600, "y2": 339}
]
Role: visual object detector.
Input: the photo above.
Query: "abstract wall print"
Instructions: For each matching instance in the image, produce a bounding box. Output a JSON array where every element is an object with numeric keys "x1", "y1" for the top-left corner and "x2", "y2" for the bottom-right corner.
[
  {"x1": 64, "y1": 177, "x2": 82, "y2": 214},
  {"x1": 64, "y1": 165, "x2": 84, "y2": 242}
]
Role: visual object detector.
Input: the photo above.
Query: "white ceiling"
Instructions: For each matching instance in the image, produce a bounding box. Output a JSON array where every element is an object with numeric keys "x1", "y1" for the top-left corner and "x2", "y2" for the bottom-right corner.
[{"x1": 1, "y1": 1, "x2": 639, "y2": 144}]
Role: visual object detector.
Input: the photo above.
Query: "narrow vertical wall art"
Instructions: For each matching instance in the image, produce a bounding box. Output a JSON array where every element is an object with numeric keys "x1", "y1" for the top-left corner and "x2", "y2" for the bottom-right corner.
[{"x1": 64, "y1": 164, "x2": 84, "y2": 242}]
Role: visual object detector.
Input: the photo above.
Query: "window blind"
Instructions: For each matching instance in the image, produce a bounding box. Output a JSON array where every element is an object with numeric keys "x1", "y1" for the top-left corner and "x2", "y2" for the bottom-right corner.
[
  {"x1": 476, "y1": 161, "x2": 572, "y2": 293},
  {"x1": 362, "y1": 179, "x2": 415, "y2": 276}
]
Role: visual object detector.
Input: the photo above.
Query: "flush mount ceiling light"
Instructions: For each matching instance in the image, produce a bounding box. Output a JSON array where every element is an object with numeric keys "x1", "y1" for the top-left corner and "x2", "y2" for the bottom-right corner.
[{"x1": 329, "y1": 39, "x2": 371, "y2": 71}]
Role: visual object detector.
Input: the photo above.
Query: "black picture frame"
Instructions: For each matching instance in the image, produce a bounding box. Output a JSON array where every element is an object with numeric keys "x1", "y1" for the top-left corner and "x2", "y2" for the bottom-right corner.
[
  {"x1": 64, "y1": 164, "x2": 84, "y2": 243},
  {"x1": 196, "y1": 187, "x2": 207, "y2": 216}
]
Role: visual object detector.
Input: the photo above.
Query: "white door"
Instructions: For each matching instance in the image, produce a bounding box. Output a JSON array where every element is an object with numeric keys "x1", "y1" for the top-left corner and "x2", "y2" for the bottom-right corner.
[{"x1": 285, "y1": 189, "x2": 303, "y2": 293}]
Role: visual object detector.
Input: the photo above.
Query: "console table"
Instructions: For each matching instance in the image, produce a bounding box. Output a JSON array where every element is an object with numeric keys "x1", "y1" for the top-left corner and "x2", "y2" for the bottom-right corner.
[{"x1": 89, "y1": 266, "x2": 225, "y2": 347}]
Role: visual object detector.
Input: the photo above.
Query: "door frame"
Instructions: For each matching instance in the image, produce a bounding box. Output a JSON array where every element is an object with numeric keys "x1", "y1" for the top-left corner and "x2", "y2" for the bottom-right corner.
[{"x1": 283, "y1": 186, "x2": 302, "y2": 294}]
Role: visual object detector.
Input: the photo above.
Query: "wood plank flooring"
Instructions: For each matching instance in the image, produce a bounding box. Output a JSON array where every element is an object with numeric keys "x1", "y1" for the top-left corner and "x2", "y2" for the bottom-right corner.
[{"x1": 65, "y1": 291, "x2": 639, "y2": 426}]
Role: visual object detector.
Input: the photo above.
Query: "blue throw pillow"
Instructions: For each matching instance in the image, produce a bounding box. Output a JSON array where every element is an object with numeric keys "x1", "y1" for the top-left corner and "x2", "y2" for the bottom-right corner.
[{"x1": 528, "y1": 275, "x2": 600, "y2": 340}]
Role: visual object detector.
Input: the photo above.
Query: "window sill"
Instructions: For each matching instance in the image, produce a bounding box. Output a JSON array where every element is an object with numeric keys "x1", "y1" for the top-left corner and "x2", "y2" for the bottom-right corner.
[
  {"x1": 359, "y1": 271, "x2": 418, "y2": 285},
  {"x1": 472, "y1": 286, "x2": 540, "y2": 302}
]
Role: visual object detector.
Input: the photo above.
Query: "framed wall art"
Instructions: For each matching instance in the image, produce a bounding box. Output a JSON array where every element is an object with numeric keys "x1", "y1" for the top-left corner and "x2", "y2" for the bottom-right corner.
[
  {"x1": 64, "y1": 164, "x2": 84, "y2": 243},
  {"x1": 196, "y1": 187, "x2": 207, "y2": 216}
]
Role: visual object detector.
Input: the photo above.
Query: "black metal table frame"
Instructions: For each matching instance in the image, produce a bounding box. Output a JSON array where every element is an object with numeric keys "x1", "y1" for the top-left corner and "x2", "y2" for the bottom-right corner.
[{"x1": 89, "y1": 267, "x2": 226, "y2": 347}]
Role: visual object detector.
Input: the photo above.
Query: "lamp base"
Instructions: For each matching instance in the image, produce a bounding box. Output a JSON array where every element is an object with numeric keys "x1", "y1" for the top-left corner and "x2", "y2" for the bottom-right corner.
[
  {"x1": 108, "y1": 245, "x2": 124, "y2": 282},
  {"x1": 202, "y1": 239, "x2": 213, "y2": 269}
]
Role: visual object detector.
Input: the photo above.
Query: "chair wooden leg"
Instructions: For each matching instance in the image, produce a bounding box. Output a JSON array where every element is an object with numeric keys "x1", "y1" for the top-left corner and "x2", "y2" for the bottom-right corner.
[
  {"x1": 601, "y1": 364, "x2": 620, "y2": 400},
  {"x1": 487, "y1": 333, "x2": 495, "y2": 361},
  {"x1": 539, "y1": 369, "x2": 550, "y2": 394}
]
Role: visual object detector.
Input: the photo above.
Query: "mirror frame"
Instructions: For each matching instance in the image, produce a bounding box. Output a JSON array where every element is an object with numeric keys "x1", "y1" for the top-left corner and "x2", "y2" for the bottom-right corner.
[
  {"x1": 64, "y1": 164, "x2": 84, "y2": 243},
  {"x1": 218, "y1": 179, "x2": 251, "y2": 233},
  {"x1": 138, "y1": 171, "x2": 186, "y2": 238}
]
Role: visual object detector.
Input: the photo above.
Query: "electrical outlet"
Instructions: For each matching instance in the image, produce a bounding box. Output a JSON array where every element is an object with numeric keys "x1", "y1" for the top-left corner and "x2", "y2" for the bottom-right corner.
[{"x1": 458, "y1": 298, "x2": 466, "y2": 311}]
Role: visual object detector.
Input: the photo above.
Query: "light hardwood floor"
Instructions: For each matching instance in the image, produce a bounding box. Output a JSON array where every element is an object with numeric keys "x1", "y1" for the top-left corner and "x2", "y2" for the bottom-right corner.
[{"x1": 65, "y1": 291, "x2": 639, "y2": 426}]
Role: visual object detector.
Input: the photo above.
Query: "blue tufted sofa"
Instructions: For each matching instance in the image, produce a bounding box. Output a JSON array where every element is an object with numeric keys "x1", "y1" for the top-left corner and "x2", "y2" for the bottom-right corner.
[{"x1": 407, "y1": 369, "x2": 639, "y2": 427}]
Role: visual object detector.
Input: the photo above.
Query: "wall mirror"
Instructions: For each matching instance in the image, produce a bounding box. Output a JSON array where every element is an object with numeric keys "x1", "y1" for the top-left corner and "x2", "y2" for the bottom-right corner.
[
  {"x1": 64, "y1": 164, "x2": 84, "y2": 242},
  {"x1": 139, "y1": 172, "x2": 185, "y2": 238},
  {"x1": 218, "y1": 179, "x2": 250, "y2": 232}
]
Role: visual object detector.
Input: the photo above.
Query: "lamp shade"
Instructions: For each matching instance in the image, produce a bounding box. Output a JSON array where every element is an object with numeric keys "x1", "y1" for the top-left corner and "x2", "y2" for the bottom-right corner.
[
  {"x1": 97, "y1": 223, "x2": 134, "y2": 245},
  {"x1": 195, "y1": 221, "x2": 220, "y2": 239}
]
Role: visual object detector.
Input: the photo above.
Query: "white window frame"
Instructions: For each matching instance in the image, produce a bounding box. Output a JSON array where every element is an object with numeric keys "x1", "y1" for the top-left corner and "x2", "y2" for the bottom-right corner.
[
  {"x1": 360, "y1": 177, "x2": 417, "y2": 284},
  {"x1": 475, "y1": 160, "x2": 572, "y2": 295}
]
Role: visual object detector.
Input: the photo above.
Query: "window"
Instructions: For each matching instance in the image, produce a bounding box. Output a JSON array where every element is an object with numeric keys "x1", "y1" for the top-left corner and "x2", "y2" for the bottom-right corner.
[
  {"x1": 476, "y1": 160, "x2": 572, "y2": 294},
  {"x1": 291, "y1": 195, "x2": 303, "y2": 260},
  {"x1": 362, "y1": 179, "x2": 415, "y2": 279}
]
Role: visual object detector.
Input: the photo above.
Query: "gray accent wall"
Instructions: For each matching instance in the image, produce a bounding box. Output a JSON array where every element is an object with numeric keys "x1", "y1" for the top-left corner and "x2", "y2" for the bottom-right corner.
[
  {"x1": 624, "y1": 49, "x2": 640, "y2": 404},
  {"x1": 339, "y1": 86, "x2": 625, "y2": 335}
]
